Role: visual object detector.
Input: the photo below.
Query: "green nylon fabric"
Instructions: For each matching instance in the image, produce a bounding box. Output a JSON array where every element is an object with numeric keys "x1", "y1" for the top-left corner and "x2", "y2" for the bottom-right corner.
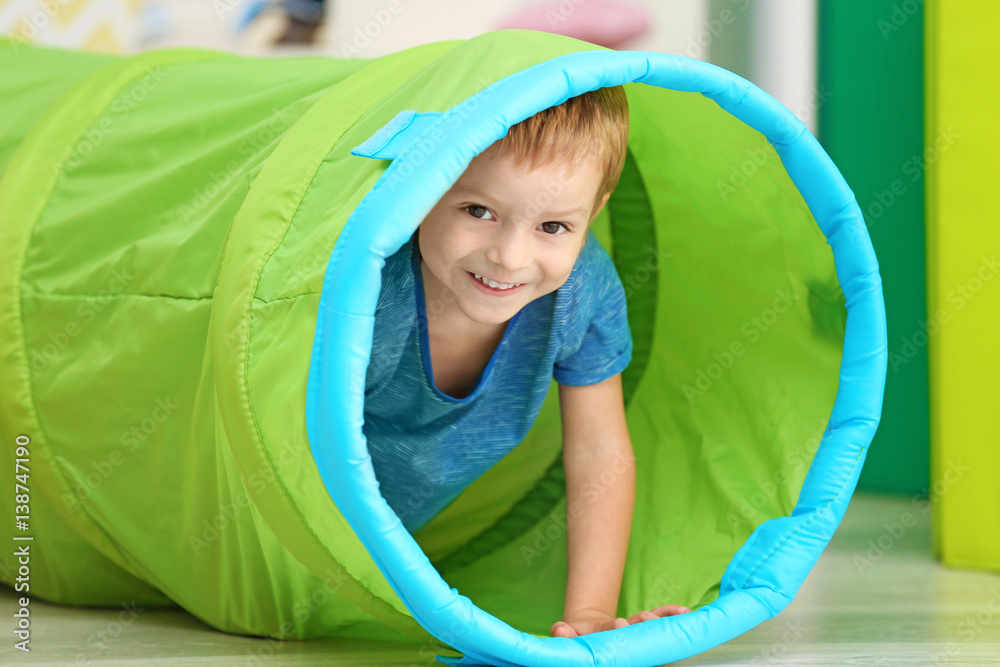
[{"x1": 0, "y1": 31, "x2": 844, "y2": 645}]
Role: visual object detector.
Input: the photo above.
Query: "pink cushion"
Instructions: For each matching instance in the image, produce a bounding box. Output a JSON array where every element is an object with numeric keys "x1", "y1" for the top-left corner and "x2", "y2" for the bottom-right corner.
[{"x1": 497, "y1": 0, "x2": 651, "y2": 50}]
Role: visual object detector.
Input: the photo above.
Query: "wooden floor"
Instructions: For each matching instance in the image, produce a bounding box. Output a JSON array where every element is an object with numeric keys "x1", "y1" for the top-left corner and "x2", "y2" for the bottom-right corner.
[{"x1": 2, "y1": 493, "x2": 998, "y2": 665}]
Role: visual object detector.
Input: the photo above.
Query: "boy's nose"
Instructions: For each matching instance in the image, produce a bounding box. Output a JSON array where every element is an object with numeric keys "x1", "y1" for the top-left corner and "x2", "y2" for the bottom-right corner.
[{"x1": 484, "y1": 224, "x2": 532, "y2": 275}]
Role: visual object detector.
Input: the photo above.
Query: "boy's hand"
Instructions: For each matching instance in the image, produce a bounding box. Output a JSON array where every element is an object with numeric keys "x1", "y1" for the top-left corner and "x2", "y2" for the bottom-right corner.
[{"x1": 550, "y1": 605, "x2": 692, "y2": 638}]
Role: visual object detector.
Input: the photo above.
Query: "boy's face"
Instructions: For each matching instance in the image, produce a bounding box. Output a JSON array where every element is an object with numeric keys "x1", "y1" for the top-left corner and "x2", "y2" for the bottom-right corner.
[{"x1": 417, "y1": 146, "x2": 610, "y2": 328}]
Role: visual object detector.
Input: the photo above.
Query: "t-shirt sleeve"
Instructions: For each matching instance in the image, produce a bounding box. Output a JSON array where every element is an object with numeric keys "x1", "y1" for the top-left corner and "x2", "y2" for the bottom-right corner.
[
  {"x1": 365, "y1": 241, "x2": 411, "y2": 397},
  {"x1": 553, "y1": 261, "x2": 634, "y2": 386}
]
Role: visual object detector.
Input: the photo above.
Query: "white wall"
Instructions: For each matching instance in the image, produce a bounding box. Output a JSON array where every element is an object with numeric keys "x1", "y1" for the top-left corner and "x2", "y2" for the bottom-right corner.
[
  {"x1": 748, "y1": 0, "x2": 819, "y2": 134},
  {"x1": 704, "y1": 0, "x2": 819, "y2": 133},
  {"x1": 323, "y1": 0, "x2": 817, "y2": 132},
  {"x1": 324, "y1": 0, "x2": 706, "y2": 60}
]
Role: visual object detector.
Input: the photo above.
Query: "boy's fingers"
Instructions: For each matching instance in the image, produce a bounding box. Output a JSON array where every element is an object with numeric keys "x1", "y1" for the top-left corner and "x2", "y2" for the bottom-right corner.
[
  {"x1": 651, "y1": 604, "x2": 692, "y2": 617},
  {"x1": 551, "y1": 621, "x2": 578, "y2": 638},
  {"x1": 627, "y1": 611, "x2": 659, "y2": 624},
  {"x1": 609, "y1": 617, "x2": 629, "y2": 630}
]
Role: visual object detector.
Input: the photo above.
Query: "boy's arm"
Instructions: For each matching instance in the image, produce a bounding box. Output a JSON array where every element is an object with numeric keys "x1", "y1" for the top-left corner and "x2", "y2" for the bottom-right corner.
[
  {"x1": 551, "y1": 373, "x2": 691, "y2": 638},
  {"x1": 554, "y1": 372, "x2": 636, "y2": 631}
]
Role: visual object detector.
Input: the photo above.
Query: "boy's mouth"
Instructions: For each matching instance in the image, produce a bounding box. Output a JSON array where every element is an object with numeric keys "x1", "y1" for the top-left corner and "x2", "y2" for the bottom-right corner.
[{"x1": 467, "y1": 271, "x2": 526, "y2": 295}]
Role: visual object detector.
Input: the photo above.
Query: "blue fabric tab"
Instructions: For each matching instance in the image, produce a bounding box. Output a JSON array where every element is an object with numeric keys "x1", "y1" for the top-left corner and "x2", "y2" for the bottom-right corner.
[{"x1": 351, "y1": 109, "x2": 442, "y2": 160}]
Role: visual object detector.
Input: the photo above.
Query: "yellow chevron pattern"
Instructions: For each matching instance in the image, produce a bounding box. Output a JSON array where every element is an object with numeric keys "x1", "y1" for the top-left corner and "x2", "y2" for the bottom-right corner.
[{"x1": 0, "y1": 0, "x2": 138, "y2": 52}]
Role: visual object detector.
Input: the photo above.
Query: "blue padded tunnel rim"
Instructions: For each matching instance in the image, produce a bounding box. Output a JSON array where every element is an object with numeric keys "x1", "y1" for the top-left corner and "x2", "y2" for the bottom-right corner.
[{"x1": 305, "y1": 47, "x2": 887, "y2": 667}]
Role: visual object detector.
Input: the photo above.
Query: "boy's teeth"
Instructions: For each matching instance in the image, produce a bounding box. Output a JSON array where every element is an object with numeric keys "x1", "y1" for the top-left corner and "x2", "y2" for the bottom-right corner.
[{"x1": 474, "y1": 273, "x2": 520, "y2": 290}]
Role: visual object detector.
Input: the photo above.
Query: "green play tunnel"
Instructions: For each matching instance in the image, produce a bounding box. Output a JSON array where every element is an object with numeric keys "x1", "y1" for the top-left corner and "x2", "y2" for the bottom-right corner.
[{"x1": 1, "y1": 29, "x2": 880, "y2": 665}]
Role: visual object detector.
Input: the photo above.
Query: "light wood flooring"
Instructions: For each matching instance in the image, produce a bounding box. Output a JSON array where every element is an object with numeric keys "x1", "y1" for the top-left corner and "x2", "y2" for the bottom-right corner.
[{"x1": 2, "y1": 493, "x2": 998, "y2": 665}]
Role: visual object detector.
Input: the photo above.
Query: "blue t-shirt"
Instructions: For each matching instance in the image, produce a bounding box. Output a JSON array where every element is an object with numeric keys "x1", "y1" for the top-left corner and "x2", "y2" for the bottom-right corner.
[{"x1": 363, "y1": 228, "x2": 633, "y2": 532}]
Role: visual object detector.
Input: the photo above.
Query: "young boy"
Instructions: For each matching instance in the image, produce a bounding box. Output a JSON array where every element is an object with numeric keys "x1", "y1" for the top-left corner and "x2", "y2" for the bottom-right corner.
[{"x1": 362, "y1": 87, "x2": 691, "y2": 638}]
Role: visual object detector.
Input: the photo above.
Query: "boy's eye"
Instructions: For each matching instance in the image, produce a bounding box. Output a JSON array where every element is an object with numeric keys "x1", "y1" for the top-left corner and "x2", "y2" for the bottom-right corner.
[
  {"x1": 465, "y1": 205, "x2": 569, "y2": 235},
  {"x1": 466, "y1": 205, "x2": 495, "y2": 220}
]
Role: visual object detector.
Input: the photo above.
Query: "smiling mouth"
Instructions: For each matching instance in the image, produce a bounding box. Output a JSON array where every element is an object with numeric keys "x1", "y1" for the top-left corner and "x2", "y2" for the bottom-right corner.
[{"x1": 467, "y1": 271, "x2": 526, "y2": 293}]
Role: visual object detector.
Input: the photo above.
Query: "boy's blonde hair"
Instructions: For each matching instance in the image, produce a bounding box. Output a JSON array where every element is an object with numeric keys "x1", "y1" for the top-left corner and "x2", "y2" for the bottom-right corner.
[{"x1": 487, "y1": 86, "x2": 630, "y2": 217}]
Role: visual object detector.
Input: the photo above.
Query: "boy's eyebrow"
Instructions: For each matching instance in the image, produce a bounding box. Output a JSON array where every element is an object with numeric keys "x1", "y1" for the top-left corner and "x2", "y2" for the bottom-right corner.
[
  {"x1": 451, "y1": 185, "x2": 589, "y2": 218},
  {"x1": 451, "y1": 185, "x2": 490, "y2": 199},
  {"x1": 543, "y1": 207, "x2": 589, "y2": 218}
]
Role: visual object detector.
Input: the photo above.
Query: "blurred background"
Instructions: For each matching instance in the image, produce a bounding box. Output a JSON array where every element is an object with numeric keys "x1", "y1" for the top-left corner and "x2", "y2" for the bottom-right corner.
[{"x1": 2, "y1": 0, "x2": 996, "y2": 661}]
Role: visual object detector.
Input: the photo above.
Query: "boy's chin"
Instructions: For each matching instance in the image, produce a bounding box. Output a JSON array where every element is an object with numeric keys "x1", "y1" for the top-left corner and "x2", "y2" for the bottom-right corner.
[
  {"x1": 459, "y1": 301, "x2": 524, "y2": 327},
  {"x1": 464, "y1": 309, "x2": 517, "y2": 326}
]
